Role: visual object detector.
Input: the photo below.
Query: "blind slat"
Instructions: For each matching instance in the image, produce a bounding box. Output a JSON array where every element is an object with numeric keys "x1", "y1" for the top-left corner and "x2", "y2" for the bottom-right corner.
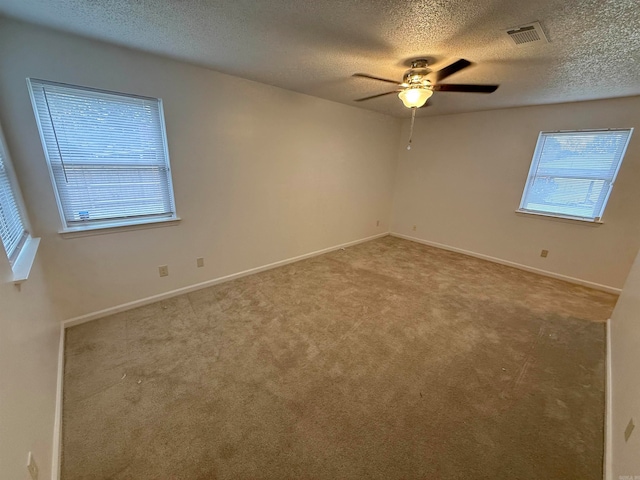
[
  {"x1": 520, "y1": 130, "x2": 633, "y2": 220},
  {"x1": 29, "y1": 79, "x2": 176, "y2": 228}
]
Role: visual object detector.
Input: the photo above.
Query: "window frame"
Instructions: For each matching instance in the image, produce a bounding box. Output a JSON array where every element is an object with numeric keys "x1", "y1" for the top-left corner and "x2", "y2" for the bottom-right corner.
[
  {"x1": 27, "y1": 78, "x2": 179, "y2": 235},
  {"x1": 0, "y1": 121, "x2": 40, "y2": 283},
  {"x1": 517, "y1": 128, "x2": 633, "y2": 224}
]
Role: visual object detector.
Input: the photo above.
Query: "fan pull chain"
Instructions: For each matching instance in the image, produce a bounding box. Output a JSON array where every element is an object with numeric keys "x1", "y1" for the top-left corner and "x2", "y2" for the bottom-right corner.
[{"x1": 407, "y1": 107, "x2": 417, "y2": 150}]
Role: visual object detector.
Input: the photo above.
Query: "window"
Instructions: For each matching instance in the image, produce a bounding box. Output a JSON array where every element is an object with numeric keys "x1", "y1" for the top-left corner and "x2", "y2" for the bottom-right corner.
[
  {"x1": 28, "y1": 79, "x2": 177, "y2": 232},
  {"x1": 0, "y1": 122, "x2": 39, "y2": 284},
  {"x1": 518, "y1": 129, "x2": 633, "y2": 222},
  {"x1": 0, "y1": 135, "x2": 28, "y2": 265}
]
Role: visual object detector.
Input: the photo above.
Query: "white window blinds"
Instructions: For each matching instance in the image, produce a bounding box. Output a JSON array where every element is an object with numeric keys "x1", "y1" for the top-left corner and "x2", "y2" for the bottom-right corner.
[
  {"x1": 0, "y1": 143, "x2": 28, "y2": 265},
  {"x1": 28, "y1": 79, "x2": 176, "y2": 230},
  {"x1": 519, "y1": 129, "x2": 633, "y2": 221}
]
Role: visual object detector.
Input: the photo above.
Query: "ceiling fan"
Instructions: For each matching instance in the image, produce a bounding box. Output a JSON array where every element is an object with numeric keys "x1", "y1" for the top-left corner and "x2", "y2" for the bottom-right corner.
[{"x1": 353, "y1": 58, "x2": 499, "y2": 108}]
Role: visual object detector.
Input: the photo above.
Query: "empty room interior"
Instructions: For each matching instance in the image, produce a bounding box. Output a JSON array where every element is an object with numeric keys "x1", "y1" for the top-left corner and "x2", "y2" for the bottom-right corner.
[{"x1": 1, "y1": 1, "x2": 639, "y2": 479}]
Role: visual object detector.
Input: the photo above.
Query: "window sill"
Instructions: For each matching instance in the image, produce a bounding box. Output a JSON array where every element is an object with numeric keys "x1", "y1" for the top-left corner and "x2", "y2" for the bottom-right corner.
[
  {"x1": 12, "y1": 236, "x2": 40, "y2": 285},
  {"x1": 59, "y1": 217, "x2": 181, "y2": 238},
  {"x1": 515, "y1": 209, "x2": 603, "y2": 225}
]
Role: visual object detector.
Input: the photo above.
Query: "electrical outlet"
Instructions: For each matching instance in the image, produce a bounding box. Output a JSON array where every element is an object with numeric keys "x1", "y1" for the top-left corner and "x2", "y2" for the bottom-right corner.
[
  {"x1": 27, "y1": 452, "x2": 38, "y2": 480},
  {"x1": 625, "y1": 418, "x2": 635, "y2": 442},
  {"x1": 412, "y1": 225, "x2": 417, "y2": 231},
  {"x1": 158, "y1": 265, "x2": 169, "y2": 277},
  {"x1": 196, "y1": 257, "x2": 204, "y2": 268},
  {"x1": 540, "y1": 249, "x2": 549, "y2": 258},
  {"x1": 376, "y1": 220, "x2": 380, "y2": 227}
]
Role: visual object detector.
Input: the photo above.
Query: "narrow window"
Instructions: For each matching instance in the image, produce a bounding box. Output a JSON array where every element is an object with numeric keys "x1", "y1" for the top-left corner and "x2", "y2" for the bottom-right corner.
[
  {"x1": 28, "y1": 79, "x2": 177, "y2": 232},
  {"x1": 518, "y1": 129, "x2": 633, "y2": 222},
  {"x1": 0, "y1": 133, "x2": 28, "y2": 266}
]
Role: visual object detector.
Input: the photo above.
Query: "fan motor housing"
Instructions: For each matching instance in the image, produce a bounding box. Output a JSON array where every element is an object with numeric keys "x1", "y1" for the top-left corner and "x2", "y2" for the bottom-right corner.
[{"x1": 403, "y1": 59, "x2": 431, "y2": 87}]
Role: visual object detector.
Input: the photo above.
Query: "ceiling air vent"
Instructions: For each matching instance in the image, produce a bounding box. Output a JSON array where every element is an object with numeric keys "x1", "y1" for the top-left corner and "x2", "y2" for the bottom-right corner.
[{"x1": 505, "y1": 22, "x2": 548, "y2": 46}]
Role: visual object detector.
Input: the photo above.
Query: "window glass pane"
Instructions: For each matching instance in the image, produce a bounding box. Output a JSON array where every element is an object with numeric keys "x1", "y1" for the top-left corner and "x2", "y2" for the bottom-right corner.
[
  {"x1": 524, "y1": 177, "x2": 606, "y2": 218},
  {"x1": 0, "y1": 143, "x2": 28, "y2": 264},
  {"x1": 520, "y1": 130, "x2": 632, "y2": 220},
  {"x1": 28, "y1": 79, "x2": 176, "y2": 229}
]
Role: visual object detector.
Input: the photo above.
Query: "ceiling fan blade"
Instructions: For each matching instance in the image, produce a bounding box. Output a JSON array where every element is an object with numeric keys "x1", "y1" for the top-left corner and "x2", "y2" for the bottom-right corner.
[
  {"x1": 352, "y1": 73, "x2": 400, "y2": 85},
  {"x1": 435, "y1": 59, "x2": 472, "y2": 82},
  {"x1": 431, "y1": 84, "x2": 499, "y2": 93},
  {"x1": 354, "y1": 91, "x2": 400, "y2": 102}
]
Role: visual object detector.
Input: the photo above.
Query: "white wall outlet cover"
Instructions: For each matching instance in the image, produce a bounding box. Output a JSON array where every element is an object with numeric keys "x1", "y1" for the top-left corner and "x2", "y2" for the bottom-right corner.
[
  {"x1": 625, "y1": 418, "x2": 635, "y2": 442},
  {"x1": 27, "y1": 452, "x2": 38, "y2": 480}
]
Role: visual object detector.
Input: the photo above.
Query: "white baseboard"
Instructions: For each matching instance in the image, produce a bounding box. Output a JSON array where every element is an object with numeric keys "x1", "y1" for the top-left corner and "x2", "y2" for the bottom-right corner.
[
  {"x1": 51, "y1": 324, "x2": 64, "y2": 480},
  {"x1": 605, "y1": 318, "x2": 612, "y2": 480},
  {"x1": 63, "y1": 232, "x2": 389, "y2": 329},
  {"x1": 390, "y1": 233, "x2": 621, "y2": 295}
]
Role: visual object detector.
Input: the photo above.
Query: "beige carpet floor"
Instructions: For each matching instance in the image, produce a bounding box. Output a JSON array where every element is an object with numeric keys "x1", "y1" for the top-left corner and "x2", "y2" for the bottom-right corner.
[{"x1": 62, "y1": 236, "x2": 617, "y2": 479}]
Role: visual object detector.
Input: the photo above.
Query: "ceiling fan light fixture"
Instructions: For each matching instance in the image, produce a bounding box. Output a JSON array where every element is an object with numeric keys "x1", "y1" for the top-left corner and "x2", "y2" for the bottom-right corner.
[{"x1": 398, "y1": 87, "x2": 433, "y2": 108}]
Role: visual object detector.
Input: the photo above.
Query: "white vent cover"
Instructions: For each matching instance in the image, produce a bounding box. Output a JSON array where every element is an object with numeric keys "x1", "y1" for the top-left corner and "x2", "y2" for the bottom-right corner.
[{"x1": 505, "y1": 22, "x2": 548, "y2": 46}]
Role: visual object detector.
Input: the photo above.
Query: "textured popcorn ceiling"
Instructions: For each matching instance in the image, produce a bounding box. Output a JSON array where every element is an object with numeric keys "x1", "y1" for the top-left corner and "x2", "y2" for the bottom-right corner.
[{"x1": 0, "y1": 0, "x2": 638, "y2": 117}]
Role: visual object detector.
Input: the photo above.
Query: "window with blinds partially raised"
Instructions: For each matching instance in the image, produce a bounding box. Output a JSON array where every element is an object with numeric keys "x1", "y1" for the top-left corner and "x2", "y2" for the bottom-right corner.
[
  {"x1": 518, "y1": 129, "x2": 633, "y2": 222},
  {"x1": 0, "y1": 141, "x2": 28, "y2": 265},
  {"x1": 28, "y1": 79, "x2": 176, "y2": 231}
]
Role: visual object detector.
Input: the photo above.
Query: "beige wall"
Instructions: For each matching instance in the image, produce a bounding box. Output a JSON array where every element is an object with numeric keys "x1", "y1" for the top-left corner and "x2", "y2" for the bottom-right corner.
[
  {"x1": 0, "y1": 259, "x2": 61, "y2": 480},
  {"x1": 610, "y1": 249, "x2": 640, "y2": 478},
  {"x1": 391, "y1": 97, "x2": 640, "y2": 290},
  {"x1": 0, "y1": 17, "x2": 400, "y2": 321}
]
